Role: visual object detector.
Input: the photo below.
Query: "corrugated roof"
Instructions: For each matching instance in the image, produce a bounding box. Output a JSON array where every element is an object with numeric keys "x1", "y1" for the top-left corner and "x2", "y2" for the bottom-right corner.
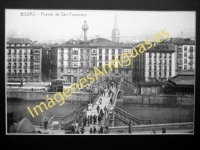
[
  {"x1": 7, "y1": 38, "x2": 32, "y2": 44},
  {"x1": 168, "y1": 73, "x2": 194, "y2": 85}
]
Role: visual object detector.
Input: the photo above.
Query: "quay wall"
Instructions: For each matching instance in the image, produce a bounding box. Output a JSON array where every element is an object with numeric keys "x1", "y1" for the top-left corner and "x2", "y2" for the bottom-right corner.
[
  {"x1": 120, "y1": 95, "x2": 194, "y2": 107},
  {"x1": 109, "y1": 122, "x2": 193, "y2": 133},
  {"x1": 7, "y1": 91, "x2": 97, "y2": 102}
]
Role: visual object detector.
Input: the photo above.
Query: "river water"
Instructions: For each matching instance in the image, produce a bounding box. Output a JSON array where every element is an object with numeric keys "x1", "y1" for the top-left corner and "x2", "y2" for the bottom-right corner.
[
  {"x1": 7, "y1": 100, "x2": 84, "y2": 125},
  {"x1": 117, "y1": 103, "x2": 194, "y2": 124},
  {"x1": 7, "y1": 99, "x2": 194, "y2": 126}
]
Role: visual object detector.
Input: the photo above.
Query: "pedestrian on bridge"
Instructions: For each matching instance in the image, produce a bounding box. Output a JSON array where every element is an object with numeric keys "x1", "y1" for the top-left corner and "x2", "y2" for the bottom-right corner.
[
  {"x1": 44, "y1": 119, "x2": 48, "y2": 130},
  {"x1": 93, "y1": 114, "x2": 97, "y2": 124},
  {"x1": 104, "y1": 106, "x2": 107, "y2": 114},
  {"x1": 99, "y1": 98, "x2": 102, "y2": 105},
  {"x1": 87, "y1": 116, "x2": 90, "y2": 127},
  {"x1": 90, "y1": 128, "x2": 93, "y2": 134},
  {"x1": 90, "y1": 114, "x2": 93, "y2": 124},
  {"x1": 99, "y1": 126, "x2": 103, "y2": 134},
  {"x1": 100, "y1": 109, "x2": 103, "y2": 116},
  {"x1": 97, "y1": 105, "x2": 100, "y2": 113},
  {"x1": 93, "y1": 126, "x2": 96, "y2": 134},
  {"x1": 110, "y1": 97, "x2": 113, "y2": 104},
  {"x1": 98, "y1": 114, "x2": 101, "y2": 125}
]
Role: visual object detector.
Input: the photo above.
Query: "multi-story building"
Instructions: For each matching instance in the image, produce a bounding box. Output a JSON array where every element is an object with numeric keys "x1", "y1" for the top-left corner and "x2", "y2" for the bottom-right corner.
[
  {"x1": 51, "y1": 38, "x2": 133, "y2": 83},
  {"x1": 164, "y1": 38, "x2": 195, "y2": 73},
  {"x1": 132, "y1": 42, "x2": 176, "y2": 83},
  {"x1": 6, "y1": 38, "x2": 42, "y2": 82}
]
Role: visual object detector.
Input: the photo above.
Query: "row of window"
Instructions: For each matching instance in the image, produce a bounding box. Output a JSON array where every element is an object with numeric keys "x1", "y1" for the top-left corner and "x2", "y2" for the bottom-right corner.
[
  {"x1": 149, "y1": 66, "x2": 172, "y2": 70},
  {"x1": 60, "y1": 68, "x2": 130, "y2": 74},
  {"x1": 7, "y1": 69, "x2": 39, "y2": 73},
  {"x1": 148, "y1": 72, "x2": 172, "y2": 76},
  {"x1": 149, "y1": 53, "x2": 172, "y2": 58},
  {"x1": 7, "y1": 44, "x2": 29, "y2": 47},
  {"x1": 149, "y1": 59, "x2": 172, "y2": 64},
  {"x1": 178, "y1": 65, "x2": 193, "y2": 70},
  {"x1": 59, "y1": 49, "x2": 125, "y2": 54}
]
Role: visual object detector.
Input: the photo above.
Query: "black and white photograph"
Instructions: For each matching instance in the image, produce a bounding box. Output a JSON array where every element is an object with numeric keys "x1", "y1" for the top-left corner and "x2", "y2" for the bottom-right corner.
[{"x1": 5, "y1": 9, "x2": 195, "y2": 135}]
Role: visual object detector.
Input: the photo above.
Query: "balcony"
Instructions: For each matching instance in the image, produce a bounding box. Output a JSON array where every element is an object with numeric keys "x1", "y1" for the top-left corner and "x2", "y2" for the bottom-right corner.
[
  {"x1": 33, "y1": 73, "x2": 39, "y2": 76},
  {"x1": 24, "y1": 66, "x2": 28, "y2": 69},
  {"x1": 189, "y1": 49, "x2": 193, "y2": 53},
  {"x1": 72, "y1": 52, "x2": 78, "y2": 55},
  {"x1": 188, "y1": 54, "x2": 194, "y2": 59},
  {"x1": 18, "y1": 73, "x2": 23, "y2": 76},
  {"x1": 72, "y1": 65, "x2": 79, "y2": 68},
  {"x1": 177, "y1": 48, "x2": 182, "y2": 52},
  {"x1": 34, "y1": 65, "x2": 40, "y2": 68},
  {"x1": 34, "y1": 59, "x2": 39, "y2": 62},
  {"x1": 59, "y1": 57, "x2": 64, "y2": 61},
  {"x1": 178, "y1": 55, "x2": 182, "y2": 58},
  {"x1": 24, "y1": 59, "x2": 28, "y2": 62},
  {"x1": 7, "y1": 73, "x2": 11, "y2": 76},
  {"x1": 188, "y1": 61, "x2": 194, "y2": 65},
  {"x1": 18, "y1": 66, "x2": 22, "y2": 69}
]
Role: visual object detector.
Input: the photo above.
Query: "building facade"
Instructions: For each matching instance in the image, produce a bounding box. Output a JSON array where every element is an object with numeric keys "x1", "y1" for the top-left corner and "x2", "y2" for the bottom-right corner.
[
  {"x1": 164, "y1": 38, "x2": 195, "y2": 73},
  {"x1": 51, "y1": 38, "x2": 133, "y2": 83},
  {"x1": 6, "y1": 38, "x2": 42, "y2": 82},
  {"x1": 132, "y1": 42, "x2": 176, "y2": 83}
]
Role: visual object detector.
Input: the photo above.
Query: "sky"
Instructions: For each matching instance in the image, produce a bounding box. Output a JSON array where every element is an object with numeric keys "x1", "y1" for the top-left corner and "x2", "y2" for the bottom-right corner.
[{"x1": 6, "y1": 9, "x2": 195, "y2": 43}]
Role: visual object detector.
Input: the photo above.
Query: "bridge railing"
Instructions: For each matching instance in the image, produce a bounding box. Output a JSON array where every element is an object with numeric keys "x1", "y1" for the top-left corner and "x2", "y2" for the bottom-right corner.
[
  {"x1": 61, "y1": 106, "x2": 86, "y2": 123},
  {"x1": 112, "y1": 79, "x2": 122, "y2": 106},
  {"x1": 123, "y1": 79, "x2": 134, "y2": 85},
  {"x1": 92, "y1": 92, "x2": 101, "y2": 107},
  {"x1": 113, "y1": 106, "x2": 151, "y2": 125}
]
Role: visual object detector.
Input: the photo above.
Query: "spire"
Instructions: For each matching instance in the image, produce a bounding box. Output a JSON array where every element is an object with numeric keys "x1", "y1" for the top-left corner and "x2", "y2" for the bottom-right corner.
[
  {"x1": 114, "y1": 14, "x2": 118, "y2": 29},
  {"x1": 112, "y1": 14, "x2": 120, "y2": 43}
]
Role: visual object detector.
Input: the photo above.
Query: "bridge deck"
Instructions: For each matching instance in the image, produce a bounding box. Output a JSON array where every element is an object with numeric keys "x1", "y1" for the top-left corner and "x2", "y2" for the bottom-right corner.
[{"x1": 83, "y1": 87, "x2": 116, "y2": 133}]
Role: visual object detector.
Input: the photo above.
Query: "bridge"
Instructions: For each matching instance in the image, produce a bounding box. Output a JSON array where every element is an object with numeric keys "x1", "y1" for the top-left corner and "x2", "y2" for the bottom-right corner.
[{"x1": 45, "y1": 77, "x2": 152, "y2": 133}]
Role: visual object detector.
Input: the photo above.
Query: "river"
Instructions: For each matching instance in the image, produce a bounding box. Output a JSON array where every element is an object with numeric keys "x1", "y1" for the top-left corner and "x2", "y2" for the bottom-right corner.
[
  {"x1": 7, "y1": 100, "x2": 194, "y2": 126},
  {"x1": 116, "y1": 103, "x2": 194, "y2": 124},
  {"x1": 7, "y1": 99, "x2": 85, "y2": 126}
]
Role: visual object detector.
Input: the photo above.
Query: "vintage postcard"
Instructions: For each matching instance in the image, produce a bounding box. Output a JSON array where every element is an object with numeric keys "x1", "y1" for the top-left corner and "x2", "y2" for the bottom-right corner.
[{"x1": 5, "y1": 9, "x2": 195, "y2": 135}]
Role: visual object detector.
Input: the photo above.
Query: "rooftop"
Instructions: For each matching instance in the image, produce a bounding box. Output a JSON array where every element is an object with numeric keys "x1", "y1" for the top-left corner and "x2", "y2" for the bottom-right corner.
[
  {"x1": 139, "y1": 81, "x2": 164, "y2": 86},
  {"x1": 147, "y1": 42, "x2": 175, "y2": 52},
  {"x1": 7, "y1": 38, "x2": 33, "y2": 44},
  {"x1": 53, "y1": 38, "x2": 133, "y2": 48},
  {"x1": 168, "y1": 72, "x2": 194, "y2": 86},
  {"x1": 163, "y1": 38, "x2": 195, "y2": 45}
]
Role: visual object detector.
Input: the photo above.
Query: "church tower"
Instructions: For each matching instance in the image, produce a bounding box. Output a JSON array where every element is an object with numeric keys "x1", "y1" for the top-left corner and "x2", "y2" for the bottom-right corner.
[{"x1": 112, "y1": 15, "x2": 120, "y2": 42}]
